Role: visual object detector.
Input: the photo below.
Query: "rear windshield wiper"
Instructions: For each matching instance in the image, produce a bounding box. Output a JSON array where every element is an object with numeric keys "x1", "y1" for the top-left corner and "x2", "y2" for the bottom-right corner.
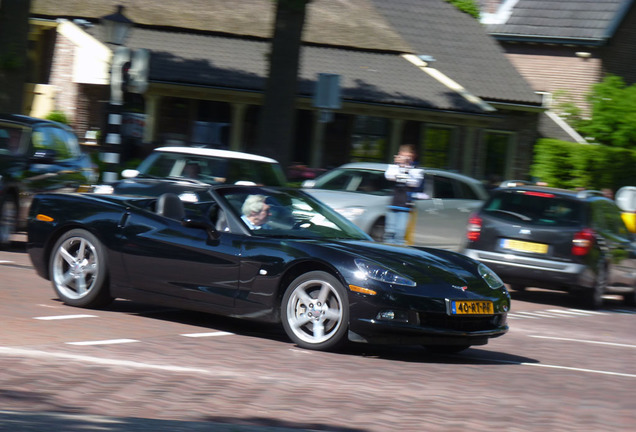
[{"x1": 490, "y1": 209, "x2": 532, "y2": 221}]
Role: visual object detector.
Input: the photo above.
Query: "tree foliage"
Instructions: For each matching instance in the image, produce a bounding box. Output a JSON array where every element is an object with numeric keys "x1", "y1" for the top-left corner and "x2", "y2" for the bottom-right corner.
[
  {"x1": 445, "y1": 0, "x2": 481, "y2": 19},
  {"x1": 531, "y1": 138, "x2": 636, "y2": 191},
  {"x1": 576, "y1": 75, "x2": 636, "y2": 149}
]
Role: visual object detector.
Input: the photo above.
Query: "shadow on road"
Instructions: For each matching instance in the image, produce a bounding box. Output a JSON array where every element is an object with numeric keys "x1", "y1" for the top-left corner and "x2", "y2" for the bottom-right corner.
[
  {"x1": 99, "y1": 300, "x2": 539, "y2": 366},
  {"x1": 0, "y1": 410, "x2": 355, "y2": 432},
  {"x1": 508, "y1": 286, "x2": 628, "y2": 310}
]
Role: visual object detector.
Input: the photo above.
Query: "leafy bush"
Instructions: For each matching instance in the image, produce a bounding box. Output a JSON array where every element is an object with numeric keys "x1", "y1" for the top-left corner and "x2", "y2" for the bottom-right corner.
[
  {"x1": 578, "y1": 75, "x2": 636, "y2": 148},
  {"x1": 531, "y1": 138, "x2": 636, "y2": 191},
  {"x1": 45, "y1": 110, "x2": 70, "y2": 125},
  {"x1": 445, "y1": 0, "x2": 481, "y2": 19}
]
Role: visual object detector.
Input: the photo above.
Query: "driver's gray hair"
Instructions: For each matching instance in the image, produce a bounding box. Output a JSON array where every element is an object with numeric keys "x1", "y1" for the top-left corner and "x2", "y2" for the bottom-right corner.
[{"x1": 242, "y1": 194, "x2": 267, "y2": 216}]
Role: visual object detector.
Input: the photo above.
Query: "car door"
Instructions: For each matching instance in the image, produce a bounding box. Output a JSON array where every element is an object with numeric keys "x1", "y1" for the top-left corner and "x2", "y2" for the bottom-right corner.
[
  {"x1": 413, "y1": 174, "x2": 481, "y2": 249},
  {"x1": 118, "y1": 204, "x2": 241, "y2": 309}
]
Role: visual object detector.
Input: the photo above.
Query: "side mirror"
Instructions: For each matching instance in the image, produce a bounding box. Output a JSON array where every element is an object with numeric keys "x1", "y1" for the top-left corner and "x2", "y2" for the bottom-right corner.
[
  {"x1": 121, "y1": 169, "x2": 140, "y2": 179},
  {"x1": 182, "y1": 218, "x2": 220, "y2": 240},
  {"x1": 30, "y1": 148, "x2": 58, "y2": 164}
]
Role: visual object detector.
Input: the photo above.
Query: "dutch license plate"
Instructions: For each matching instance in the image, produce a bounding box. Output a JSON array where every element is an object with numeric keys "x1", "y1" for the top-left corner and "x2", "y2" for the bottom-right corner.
[
  {"x1": 451, "y1": 300, "x2": 494, "y2": 315},
  {"x1": 501, "y1": 238, "x2": 548, "y2": 254}
]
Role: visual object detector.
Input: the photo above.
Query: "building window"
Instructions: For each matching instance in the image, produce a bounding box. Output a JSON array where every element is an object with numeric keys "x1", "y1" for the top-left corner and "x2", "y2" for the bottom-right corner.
[
  {"x1": 483, "y1": 131, "x2": 514, "y2": 182},
  {"x1": 349, "y1": 116, "x2": 388, "y2": 162},
  {"x1": 421, "y1": 126, "x2": 453, "y2": 168}
]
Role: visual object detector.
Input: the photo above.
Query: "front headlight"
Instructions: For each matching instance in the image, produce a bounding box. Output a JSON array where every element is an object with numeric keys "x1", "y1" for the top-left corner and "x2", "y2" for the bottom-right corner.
[
  {"x1": 335, "y1": 206, "x2": 365, "y2": 220},
  {"x1": 478, "y1": 263, "x2": 504, "y2": 289},
  {"x1": 354, "y1": 259, "x2": 416, "y2": 287}
]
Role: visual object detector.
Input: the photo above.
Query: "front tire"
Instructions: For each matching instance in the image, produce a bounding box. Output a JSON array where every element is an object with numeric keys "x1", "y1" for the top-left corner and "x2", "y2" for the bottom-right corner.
[
  {"x1": 49, "y1": 229, "x2": 112, "y2": 308},
  {"x1": 0, "y1": 194, "x2": 18, "y2": 248},
  {"x1": 281, "y1": 271, "x2": 349, "y2": 351}
]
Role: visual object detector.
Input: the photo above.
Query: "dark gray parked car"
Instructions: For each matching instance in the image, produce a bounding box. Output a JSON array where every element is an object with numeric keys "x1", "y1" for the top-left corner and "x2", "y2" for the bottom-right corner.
[
  {"x1": 461, "y1": 183, "x2": 636, "y2": 309},
  {"x1": 0, "y1": 114, "x2": 96, "y2": 247}
]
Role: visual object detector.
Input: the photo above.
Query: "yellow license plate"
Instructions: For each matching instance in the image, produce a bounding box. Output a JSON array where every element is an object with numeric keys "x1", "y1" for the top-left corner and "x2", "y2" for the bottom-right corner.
[
  {"x1": 501, "y1": 239, "x2": 548, "y2": 254},
  {"x1": 451, "y1": 300, "x2": 494, "y2": 315}
]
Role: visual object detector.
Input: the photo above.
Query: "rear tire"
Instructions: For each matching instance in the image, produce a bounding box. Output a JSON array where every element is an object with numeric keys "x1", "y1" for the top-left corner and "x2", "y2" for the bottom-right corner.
[
  {"x1": 582, "y1": 264, "x2": 606, "y2": 310},
  {"x1": 49, "y1": 229, "x2": 113, "y2": 308},
  {"x1": 369, "y1": 218, "x2": 385, "y2": 242}
]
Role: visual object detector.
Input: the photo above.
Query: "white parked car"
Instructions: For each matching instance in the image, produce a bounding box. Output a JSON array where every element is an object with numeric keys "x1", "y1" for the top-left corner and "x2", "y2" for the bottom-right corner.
[
  {"x1": 302, "y1": 162, "x2": 489, "y2": 250},
  {"x1": 90, "y1": 146, "x2": 288, "y2": 199}
]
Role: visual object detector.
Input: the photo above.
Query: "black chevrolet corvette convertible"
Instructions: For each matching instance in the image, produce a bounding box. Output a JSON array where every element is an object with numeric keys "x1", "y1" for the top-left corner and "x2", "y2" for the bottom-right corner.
[{"x1": 27, "y1": 185, "x2": 510, "y2": 352}]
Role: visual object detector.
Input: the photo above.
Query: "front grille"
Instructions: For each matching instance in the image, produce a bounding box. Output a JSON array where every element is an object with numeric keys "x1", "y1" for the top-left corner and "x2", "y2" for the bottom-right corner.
[{"x1": 418, "y1": 313, "x2": 503, "y2": 332}]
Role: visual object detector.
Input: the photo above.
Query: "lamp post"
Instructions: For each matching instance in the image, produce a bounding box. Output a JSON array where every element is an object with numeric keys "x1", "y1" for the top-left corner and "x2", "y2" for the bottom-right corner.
[{"x1": 101, "y1": 5, "x2": 133, "y2": 183}]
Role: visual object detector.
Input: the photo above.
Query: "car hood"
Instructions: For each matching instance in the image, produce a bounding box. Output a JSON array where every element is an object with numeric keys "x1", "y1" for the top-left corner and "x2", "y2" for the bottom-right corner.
[
  {"x1": 110, "y1": 178, "x2": 211, "y2": 197},
  {"x1": 310, "y1": 239, "x2": 493, "y2": 296},
  {"x1": 303, "y1": 188, "x2": 389, "y2": 207}
]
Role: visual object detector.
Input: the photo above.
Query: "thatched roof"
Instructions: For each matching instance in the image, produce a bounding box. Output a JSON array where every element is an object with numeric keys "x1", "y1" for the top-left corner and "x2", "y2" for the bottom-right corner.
[{"x1": 31, "y1": 0, "x2": 413, "y2": 52}]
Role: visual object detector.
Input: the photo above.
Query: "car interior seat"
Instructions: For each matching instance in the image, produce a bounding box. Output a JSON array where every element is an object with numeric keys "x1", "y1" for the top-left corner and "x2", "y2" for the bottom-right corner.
[{"x1": 156, "y1": 193, "x2": 186, "y2": 220}]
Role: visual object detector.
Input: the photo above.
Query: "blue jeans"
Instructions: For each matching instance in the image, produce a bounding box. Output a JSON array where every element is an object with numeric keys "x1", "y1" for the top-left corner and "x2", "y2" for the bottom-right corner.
[{"x1": 384, "y1": 209, "x2": 410, "y2": 245}]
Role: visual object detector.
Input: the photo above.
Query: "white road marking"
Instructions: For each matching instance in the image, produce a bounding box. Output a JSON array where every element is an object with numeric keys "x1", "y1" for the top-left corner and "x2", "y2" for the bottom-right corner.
[
  {"x1": 2, "y1": 345, "x2": 633, "y2": 380},
  {"x1": 0, "y1": 347, "x2": 239, "y2": 377},
  {"x1": 181, "y1": 331, "x2": 234, "y2": 338},
  {"x1": 529, "y1": 335, "x2": 636, "y2": 349},
  {"x1": 34, "y1": 314, "x2": 98, "y2": 320},
  {"x1": 508, "y1": 312, "x2": 541, "y2": 319},
  {"x1": 514, "y1": 311, "x2": 562, "y2": 318},
  {"x1": 568, "y1": 308, "x2": 608, "y2": 315},
  {"x1": 508, "y1": 307, "x2": 625, "y2": 320},
  {"x1": 66, "y1": 339, "x2": 139, "y2": 346},
  {"x1": 475, "y1": 357, "x2": 636, "y2": 378},
  {"x1": 547, "y1": 309, "x2": 602, "y2": 316}
]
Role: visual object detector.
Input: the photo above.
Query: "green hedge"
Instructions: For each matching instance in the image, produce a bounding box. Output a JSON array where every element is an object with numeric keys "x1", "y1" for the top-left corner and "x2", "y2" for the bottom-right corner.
[{"x1": 531, "y1": 138, "x2": 636, "y2": 191}]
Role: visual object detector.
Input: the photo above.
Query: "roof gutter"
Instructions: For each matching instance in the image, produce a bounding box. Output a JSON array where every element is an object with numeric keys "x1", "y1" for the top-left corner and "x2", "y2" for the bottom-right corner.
[
  {"x1": 485, "y1": 100, "x2": 546, "y2": 113},
  {"x1": 491, "y1": 34, "x2": 606, "y2": 46}
]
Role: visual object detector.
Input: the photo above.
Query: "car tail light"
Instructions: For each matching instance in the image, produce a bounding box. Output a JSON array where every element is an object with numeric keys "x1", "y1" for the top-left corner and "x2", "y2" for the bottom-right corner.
[
  {"x1": 467, "y1": 213, "x2": 482, "y2": 242},
  {"x1": 572, "y1": 228, "x2": 595, "y2": 256}
]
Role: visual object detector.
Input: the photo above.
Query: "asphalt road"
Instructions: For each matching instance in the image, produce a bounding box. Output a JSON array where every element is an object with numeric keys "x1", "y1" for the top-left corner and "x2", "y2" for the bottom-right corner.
[{"x1": 1, "y1": 238, "x2": 635, "y2": 432}]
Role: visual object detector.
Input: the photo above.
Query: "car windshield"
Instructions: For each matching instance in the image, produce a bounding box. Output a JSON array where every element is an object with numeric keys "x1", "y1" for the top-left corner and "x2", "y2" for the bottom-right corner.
[
  {"x1": 483, "y1": 191, "x2": 584, "y2": 227},
  {"x1": 136, "y1": 151, "x2": 287, "y2": 186},
  {"x1": 313, "y1": 168, "x2": 393, "y2": 195},
  {"x1": 217, "y1": 187, "x2": 371, "y2": 240}
]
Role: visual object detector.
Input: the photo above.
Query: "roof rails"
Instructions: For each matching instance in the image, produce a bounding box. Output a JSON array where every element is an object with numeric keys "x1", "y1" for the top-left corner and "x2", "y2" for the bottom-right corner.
[
  {"x1": 498, "y1": 180, "x2": 534, "y2": 188},
  {"x1": 576, "y1": 190, "x2": 605, "y2": 199}
]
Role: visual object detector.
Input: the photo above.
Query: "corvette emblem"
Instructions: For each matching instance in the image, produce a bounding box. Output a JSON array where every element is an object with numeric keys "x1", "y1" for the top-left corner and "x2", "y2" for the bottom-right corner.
[{"x1": 453, "y1": 285, "x2": 468, "y2": 291}]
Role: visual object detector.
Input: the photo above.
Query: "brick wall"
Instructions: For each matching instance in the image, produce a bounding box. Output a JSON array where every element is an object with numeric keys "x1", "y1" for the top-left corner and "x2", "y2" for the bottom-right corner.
[
  {"x1": 49, "y1": 31, "x2": 78, "y2": 124},
  {"x1": 501, "y1": 43, "x2": 601, "y2": 113}
]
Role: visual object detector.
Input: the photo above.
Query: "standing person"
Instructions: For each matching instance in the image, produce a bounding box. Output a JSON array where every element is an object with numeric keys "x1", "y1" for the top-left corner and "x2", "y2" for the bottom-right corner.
[{"x1": 384, "y1": 144, "x2": 424, "y2": 245}]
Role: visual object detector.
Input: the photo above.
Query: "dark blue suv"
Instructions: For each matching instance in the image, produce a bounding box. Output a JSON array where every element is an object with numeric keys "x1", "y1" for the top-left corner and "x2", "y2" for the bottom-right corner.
[
  {"x1": 0, "y1": 114, "x2": 97, "y2": 247},
  {"x1": 462, "y1": 183, "x2": 636, "y2": 309}
]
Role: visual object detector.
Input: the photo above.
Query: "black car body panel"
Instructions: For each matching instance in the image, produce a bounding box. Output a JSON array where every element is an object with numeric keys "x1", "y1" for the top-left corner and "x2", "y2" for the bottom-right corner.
[
  {"x1": 462, "y1": 185, "x2": 636, "y2": 307},
  {"x1": 28, "y1": 184, "x2": 510, "y2": 349},
  {"x1": 0, "y1": 114, "x2": 96, "y2": 244}
]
